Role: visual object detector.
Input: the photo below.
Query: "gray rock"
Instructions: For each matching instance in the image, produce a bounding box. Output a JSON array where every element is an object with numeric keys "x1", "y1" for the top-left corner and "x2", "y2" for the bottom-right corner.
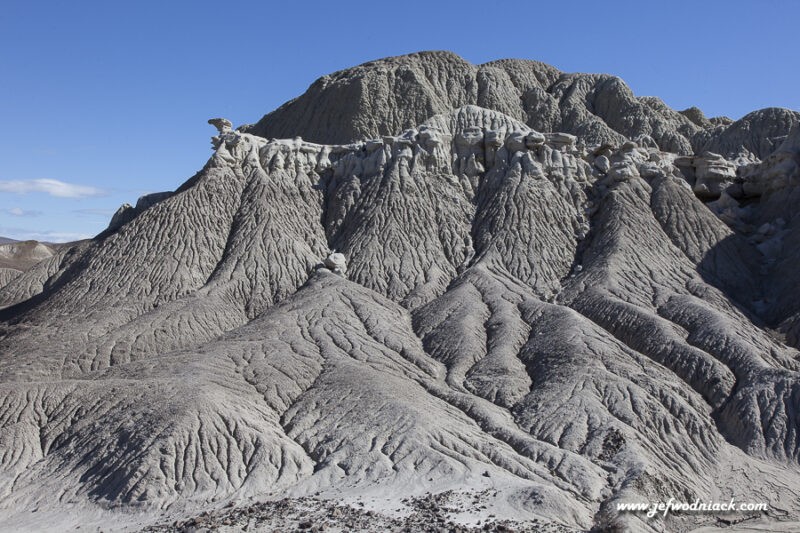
[
  {"x1": 209, "y1": 117, "x2": 241, "y2": 149},
  {"x1": 106, "y1": 192, "x2": 173, "y2": 232},
  {"x1": 545, "y1": 132, "x2": 577, "y2": 148},
  {"x1": 135, "y1": 191, "x2": 173, "y2": 211},
  {"x1": 692, "y1": 152, "x2": 738, "y2": 199},
  {"x1": 594, "y1": 155, "x2": 611, "y2": 173},
  {"x1": 208, "y1": 117, "x2": 233, "y2": 133},
  {"x1": 323, "y1": 252, "x2": 347, "y2": 275},
  {"x1": 108, "y1": 202, "x2": 136, "y2": 231}
]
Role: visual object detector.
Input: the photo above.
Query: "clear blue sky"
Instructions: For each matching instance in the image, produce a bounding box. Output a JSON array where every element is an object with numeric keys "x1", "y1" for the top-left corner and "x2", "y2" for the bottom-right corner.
[{"x1": 1, "y1": 0, "x2": 798, "y2": 242}]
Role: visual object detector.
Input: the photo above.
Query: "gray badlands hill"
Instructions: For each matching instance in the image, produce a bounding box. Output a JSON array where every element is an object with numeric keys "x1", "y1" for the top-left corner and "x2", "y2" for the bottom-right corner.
[
  {"x1": 243, "y1": 51, "x2": 799, "y2": 159},
  {"x1": 1, "y1": 52, "x2": 800, "y2": 532},
  {"x1": 0, "y1": 239, "x2": 82, "y2": 293},
  {"x1": 0, "y1": 240, "x2": 55, "y2": 271}
]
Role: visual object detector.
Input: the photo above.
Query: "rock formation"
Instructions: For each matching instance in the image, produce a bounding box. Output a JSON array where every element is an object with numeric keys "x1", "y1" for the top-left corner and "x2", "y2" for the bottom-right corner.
[
  {"x1": 241, "y1": 51, "x2": 799, "y2": 158},
  {"x1": 1, "y1": 52, "x2": 799, "y2": 532},
  {"x1": 106, "y1": 191, "x2": 174, "y2": 232}
]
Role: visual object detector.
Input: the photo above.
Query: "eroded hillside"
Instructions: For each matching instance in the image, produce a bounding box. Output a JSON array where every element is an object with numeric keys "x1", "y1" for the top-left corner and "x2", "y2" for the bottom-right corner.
[{"x1": 1, "y1": 52, "x2": 799, "y2": 532}]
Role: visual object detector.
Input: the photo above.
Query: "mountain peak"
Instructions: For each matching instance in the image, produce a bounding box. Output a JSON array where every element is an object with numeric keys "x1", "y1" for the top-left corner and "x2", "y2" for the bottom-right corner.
[{"x1": 242, "y1": 51, "x2": 798, "y2": 159}]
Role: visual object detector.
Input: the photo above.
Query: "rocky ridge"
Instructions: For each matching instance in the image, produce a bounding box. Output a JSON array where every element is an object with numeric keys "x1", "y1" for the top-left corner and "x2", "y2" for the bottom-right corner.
[{"x1": 243, "y1": 51, "x2": 799, "y2": 159}]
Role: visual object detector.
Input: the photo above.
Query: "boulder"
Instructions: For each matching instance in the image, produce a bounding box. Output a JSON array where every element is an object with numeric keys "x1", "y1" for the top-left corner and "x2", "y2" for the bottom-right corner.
[
  {"x1": 323, "y1": 252, "x2": 347, "y2": 275},
  {"x1": 693, "y1": 152, "x2": 737, "y2": 199}
]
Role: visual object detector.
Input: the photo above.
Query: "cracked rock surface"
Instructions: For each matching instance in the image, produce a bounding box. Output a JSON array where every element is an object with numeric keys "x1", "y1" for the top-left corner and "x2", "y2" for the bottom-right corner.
[{"x1": 1, "y1": 52, "x2": 800, "y2": 533}]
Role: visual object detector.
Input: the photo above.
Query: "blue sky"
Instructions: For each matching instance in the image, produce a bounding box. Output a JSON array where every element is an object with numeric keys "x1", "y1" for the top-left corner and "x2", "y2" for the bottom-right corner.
[{"x1": 1, "y1": 0, "x2": 798, "y2": 242}]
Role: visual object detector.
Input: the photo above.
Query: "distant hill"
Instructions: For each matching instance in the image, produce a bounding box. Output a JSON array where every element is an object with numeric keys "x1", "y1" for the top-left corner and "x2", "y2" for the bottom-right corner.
[
  {"x1": 0, "y1": 238, "x2": 87, "y2": 291},
  {"x1": 0, "y1": 239, "x2": 56, "y2": 271}
]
